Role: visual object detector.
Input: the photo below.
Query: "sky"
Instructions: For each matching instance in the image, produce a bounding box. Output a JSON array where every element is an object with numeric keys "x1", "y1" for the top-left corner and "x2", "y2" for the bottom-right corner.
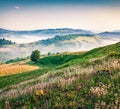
[{"x1": 0, "y1": 0, "x2": 120, "y2": 32}]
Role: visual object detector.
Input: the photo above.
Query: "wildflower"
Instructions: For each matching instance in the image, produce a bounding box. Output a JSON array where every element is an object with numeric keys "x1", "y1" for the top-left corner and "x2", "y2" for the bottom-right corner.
[
  {"x1": 35, "y1": 89, "x2": 45, "y2": 95},
  {"x1": 5, "y1": 99, "x2": 11, "y2": 109},
  {"x1": 90, "y1": 83, "x2": 108, "y2": 97}
]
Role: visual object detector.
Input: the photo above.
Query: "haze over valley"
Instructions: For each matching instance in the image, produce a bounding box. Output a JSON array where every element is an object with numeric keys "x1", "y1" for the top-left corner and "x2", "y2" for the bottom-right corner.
[{"x1": 0, "y1": 28, "x2": 120, "y2": 61}]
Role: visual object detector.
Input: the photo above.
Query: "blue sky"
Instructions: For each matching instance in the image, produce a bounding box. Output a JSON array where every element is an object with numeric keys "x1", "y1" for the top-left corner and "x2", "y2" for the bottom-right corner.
[
  {"x1": 0, "y1": 0, "x2": 120, "y2": 31},
  {"x1": 0, "y1": 0, "x2": 120, "y2": 5}
]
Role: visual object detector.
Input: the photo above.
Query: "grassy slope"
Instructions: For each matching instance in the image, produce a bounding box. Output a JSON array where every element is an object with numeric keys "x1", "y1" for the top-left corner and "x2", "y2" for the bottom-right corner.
[
  {"x1": 81, "y1": 41, "x2": 120, "y2": 58},
  {"x1": 0, "y1": 52, "x2": 84, "y2": 89},
  {"x1": 0, "y1": 42, "x2": 119, "y2": 89},
  {"x1": 38, "y1": 42, "x2": 120, "y2": 68},
  {"x1": 0, "y1": 42, "x2": 120, "y2": 108}
]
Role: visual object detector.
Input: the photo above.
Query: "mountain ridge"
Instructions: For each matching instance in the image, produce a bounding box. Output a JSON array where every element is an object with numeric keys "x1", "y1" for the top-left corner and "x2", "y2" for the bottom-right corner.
[{"x1": 0, "y1": 28, "x2": 94, "y2": 35}]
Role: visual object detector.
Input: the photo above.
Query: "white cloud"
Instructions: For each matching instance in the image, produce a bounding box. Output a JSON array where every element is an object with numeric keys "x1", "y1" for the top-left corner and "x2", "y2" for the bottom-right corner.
[{"x1": 15, "y1": 6, "x2": 20, "y2": 9}]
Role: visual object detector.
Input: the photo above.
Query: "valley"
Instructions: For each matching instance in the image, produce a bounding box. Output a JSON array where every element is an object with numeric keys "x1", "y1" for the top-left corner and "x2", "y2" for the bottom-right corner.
[{"x1": 0, "y1": 28, "x2": 120, "y2": 62}]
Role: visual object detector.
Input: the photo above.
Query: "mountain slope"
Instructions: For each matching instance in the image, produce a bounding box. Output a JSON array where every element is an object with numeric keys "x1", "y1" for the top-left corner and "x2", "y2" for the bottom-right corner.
[
  {"x1": 35, "y1": 42, "x2": 120, "y2": 68},
  {"x1": 0, "y1": 42, "x2": 120, "y2": 108},
  {"x1": 81, "y1": 41, "x2": 120, "y2": 58}
]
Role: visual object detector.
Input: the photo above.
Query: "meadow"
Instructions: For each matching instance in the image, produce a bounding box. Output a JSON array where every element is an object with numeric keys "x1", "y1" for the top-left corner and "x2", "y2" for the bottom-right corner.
[
  {"x1": 0, "y1": 42, "x2": 120, "y2": 109},
  {"x1": 0, "y1": 61, "x2": 39, "y2": 76}
]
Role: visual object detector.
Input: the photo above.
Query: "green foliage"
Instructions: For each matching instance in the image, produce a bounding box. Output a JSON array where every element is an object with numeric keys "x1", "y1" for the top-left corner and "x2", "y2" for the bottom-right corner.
[
  {"x1": 47, "y1": 52, "x2": 52, "y2": 56},
  {"x1": 30, "y1": 50, "x2": 40, "y2": 62}
]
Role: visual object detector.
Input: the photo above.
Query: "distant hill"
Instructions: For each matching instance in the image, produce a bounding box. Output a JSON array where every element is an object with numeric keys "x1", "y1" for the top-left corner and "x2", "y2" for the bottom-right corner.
[
  {"x1": 0, "y1": 33, "x2": 119, "y2": 61},
  {"x1": 0, "y1": 38, "x2": 15, "y2": 47},
  {"x1": 0, "y1": 28, "x2": 93, "y2": 35},
  {"x1": 36, "y1": 34, "x2": 94, "y2": 45},
  {"x1": 98, "y1": 31, "x2": 120, "y2": 38},
  {"x1": 0, "y1": 28, "x2": 120, "y2": 61},
  {"x1": 0, "y1": 28, "x2": 94, "y2": 44},
  {"x1": 31, "y1": 33, "x2": 119, "y2": 51},
  {"x1": 0, "y1": 28, "x2": 13, "y2": 34},
  {"x1": 1, "y1": 28, "x2": 120, "y2": 44}
]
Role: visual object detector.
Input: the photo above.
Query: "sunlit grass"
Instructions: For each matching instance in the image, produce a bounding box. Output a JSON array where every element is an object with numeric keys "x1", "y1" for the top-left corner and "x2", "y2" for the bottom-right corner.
[{"x1": 0, "y1": 62, "x2": 39, "y2": 76}]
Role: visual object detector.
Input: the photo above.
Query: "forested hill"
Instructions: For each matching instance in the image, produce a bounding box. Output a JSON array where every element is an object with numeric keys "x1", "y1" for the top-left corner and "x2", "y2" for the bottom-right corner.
[
  {"x1": 35, "y1": 34, "x2": 94, "y2": 45},
  {"x1": 0, "y1": 38, "x2": 15, "y2": 47}
]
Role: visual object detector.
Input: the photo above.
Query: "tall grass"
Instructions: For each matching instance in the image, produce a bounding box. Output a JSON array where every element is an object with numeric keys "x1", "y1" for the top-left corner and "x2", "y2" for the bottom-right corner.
[{"x1": 0, "y1": 55, "x2": 119, "y2": 108}]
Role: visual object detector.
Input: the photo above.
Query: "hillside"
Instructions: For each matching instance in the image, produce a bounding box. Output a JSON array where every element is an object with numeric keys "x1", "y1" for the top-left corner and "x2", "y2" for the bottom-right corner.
[
  {"x1": 81, "y1": 41, "x2": 120, "y2": 58},
  {"x1": 0, "y1": 42, "x2": 120, "y2": 108},
  {"x1": 0, "y1": 33, "x2": 119, "y2": 62},
  {"x1": 36, "y1": 34, "x2": 94, "y2": 45}
]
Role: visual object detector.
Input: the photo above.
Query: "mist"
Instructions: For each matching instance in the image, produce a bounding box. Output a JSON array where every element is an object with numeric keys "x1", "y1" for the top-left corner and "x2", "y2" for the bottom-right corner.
[
  {"x1": 5, "y1": 35, "x2": 53, "y2": 44},
  {"x1": 0, "y1": 35, "x2": 119, "y2": 62}
]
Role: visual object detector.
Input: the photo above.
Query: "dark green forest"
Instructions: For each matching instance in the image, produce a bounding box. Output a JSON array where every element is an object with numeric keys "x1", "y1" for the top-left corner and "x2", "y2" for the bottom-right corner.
[{"x1": 0, "y1": 38, "x2": 15, "y2": 47}]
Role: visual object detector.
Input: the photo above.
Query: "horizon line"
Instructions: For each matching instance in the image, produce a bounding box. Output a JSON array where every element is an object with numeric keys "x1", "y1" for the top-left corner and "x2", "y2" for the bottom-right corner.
[{"x1": 0, "y1": 27, "x2": 120, "y2": 33}]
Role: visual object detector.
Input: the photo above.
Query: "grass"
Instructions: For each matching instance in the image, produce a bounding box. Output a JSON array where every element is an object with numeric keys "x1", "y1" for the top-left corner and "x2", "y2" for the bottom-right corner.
[
  {"x1": 36, "y1": 42, "x2": 120, "y2": 68},
  {"x1": 81, "y1": 41, "x2": 120, "y2": 59},
  {"x1": 0, "y1": 68, "x2": 50, "y2": 89},
  {"x1": 0, "y1": 42, "x2": 120, "y2": 108},
  {"x1": 0, "y1": 62, "x2": 39, "y2": 76},
  {"x1": 0, "y1": 57, "x2": 119, "y2": 108}
]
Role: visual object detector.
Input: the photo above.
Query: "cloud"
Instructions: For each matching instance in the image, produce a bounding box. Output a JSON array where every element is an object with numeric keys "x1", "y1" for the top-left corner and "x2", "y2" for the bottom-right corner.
[{"x1": 15, "y1": 6, "x2": 20, "y2": 9}]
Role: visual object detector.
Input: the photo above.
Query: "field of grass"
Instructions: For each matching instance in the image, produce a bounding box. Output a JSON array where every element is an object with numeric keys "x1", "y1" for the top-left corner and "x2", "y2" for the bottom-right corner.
[
  {"x1": 0, "y1": 61, "x2": 39, "y2": 76},
  {"x1": 0, "y1": 42, "x2": 120, "y2": 108}
]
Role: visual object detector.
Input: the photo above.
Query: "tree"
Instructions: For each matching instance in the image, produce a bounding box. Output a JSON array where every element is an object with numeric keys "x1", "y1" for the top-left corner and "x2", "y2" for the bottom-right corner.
[
  {"x1": 47, "y1": 52, "x2": 52, "y2": 56},
  {"x1": 30, "y1": 50, "x2": 40, "y2": 62}
]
